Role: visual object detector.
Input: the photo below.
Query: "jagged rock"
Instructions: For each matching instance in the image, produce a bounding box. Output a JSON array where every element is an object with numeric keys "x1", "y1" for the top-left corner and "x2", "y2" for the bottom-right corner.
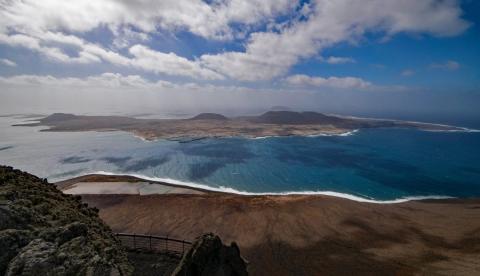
[
  {"x1": 1, "y1": 166, "x2": 249, "y2": 276},
  {"x1": 0, "y1": 230, "x2": 31, "y2": 273},
  {"x1": 6, "y1": 239, "x2": 58, "y2": 275},
  {"x1": 0, "y1": 166, "x2": 133, "y2": 275},
  {"x1": 56, "y1": 222, "x2": 89, "y2": 244},
  {"x1": 0, "y1": 205, "x2": 15, "y2": 229},
  {"x1": 172, "y1": 233, "x2": 248, "y2": 276}
]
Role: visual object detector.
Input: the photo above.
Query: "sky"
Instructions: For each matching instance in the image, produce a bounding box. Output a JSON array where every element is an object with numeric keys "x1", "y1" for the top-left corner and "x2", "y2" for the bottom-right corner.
[{"x1": 0, "y1": 0, "x2": 479, "y2": 123}]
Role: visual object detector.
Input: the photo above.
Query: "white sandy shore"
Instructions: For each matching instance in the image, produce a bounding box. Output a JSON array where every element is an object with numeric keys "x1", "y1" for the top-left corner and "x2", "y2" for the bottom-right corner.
[
  {"x1": 68, "y1": 171, "x2": 454, "y2": 204},
  {"x1": 63, "y1": 181, "x2": 204, "y2": 195}
]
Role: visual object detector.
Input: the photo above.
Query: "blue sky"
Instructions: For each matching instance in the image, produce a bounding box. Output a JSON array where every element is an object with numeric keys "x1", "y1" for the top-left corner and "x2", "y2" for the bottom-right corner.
[{"x1": 0, "y1": 0, "x2": 479, "y2": 121}]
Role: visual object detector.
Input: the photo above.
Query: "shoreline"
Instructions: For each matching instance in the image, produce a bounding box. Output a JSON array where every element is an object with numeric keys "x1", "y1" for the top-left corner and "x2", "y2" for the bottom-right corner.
[
  {"x1": 78, "y1": 182, "x2": 480, "y2": 275},
  {"x1": 56, "y1": 171, "x2": 456, "y2": 204},
  {"x1": 13, "y1": 111, "x2": 478, "y2": 142},
  {"x1": 334, "y1": 113, "x2": 480, "y2": 132},
  {"x1": 15, "y1": 121, "x2": 479, "y2": 143}
]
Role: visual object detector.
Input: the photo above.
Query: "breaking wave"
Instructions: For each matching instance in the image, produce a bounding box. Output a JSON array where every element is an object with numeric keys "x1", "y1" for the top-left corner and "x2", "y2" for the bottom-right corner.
[{"x1": 83, "y1": 171, "x2": 453, "y2": 204}]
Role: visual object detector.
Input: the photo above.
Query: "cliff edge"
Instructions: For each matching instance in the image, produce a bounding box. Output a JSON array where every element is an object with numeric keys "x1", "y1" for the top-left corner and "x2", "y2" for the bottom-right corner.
[
  {"x1": 0, "y1": 166, "x2": 133, "y2": 275},
  {"x1": 0, "y1": 166, "x2": 249, "y2": 276}
]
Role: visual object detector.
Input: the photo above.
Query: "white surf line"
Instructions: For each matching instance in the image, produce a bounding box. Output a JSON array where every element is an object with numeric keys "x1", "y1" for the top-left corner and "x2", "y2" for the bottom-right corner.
[
  {"x1": 423, "y1": 128, "x2": 480, "y2": 133},
  {"x1": 252, "y1": 130, "x2": 360, "y2": 139},
  {"x1": 252, "y1": 135, "x2": 276, "y2": 139},
  {"x1": 87, "y1": 171, "x2": 453, "y2": 204},
  {"x1": 330, "y1": 113, "x2": 480, "y2": 133},
  {"x1": 132, "y1": 133, "x2": 155, "y2": 142},
  {"x1": 307, "y1": 129, "x2": 359, "y2": 137}
]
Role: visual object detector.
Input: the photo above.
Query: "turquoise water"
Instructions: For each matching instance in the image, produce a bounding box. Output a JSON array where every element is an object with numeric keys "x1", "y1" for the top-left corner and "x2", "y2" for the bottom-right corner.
[{"x1": 1, "y1": 116, "x2": 479, "y2": 201}]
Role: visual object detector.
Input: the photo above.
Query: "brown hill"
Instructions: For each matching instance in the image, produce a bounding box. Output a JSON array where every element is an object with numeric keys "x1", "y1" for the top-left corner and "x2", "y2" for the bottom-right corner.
[
  {"x1": 250, "y1": 111, "x2": 346, "y2": 125},
  {"x1": 189, "y1": 113, "x2": 229, "y2": 120}
]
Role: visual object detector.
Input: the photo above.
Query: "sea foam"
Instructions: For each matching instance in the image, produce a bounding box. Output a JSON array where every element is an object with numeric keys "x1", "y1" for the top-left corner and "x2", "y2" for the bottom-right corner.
[{"x1": 86, "y1": 171, "x2": 453, "y2": 204}]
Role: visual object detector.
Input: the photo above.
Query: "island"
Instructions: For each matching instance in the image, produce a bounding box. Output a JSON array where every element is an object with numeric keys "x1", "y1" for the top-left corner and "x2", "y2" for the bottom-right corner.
[{"x1": 15, "y1": 111, "x2": 469, "y2": 140}]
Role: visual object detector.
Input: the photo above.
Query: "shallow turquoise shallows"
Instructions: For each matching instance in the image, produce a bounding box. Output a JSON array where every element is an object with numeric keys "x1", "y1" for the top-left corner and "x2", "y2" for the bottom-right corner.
[{"x1": 1, "y1": 116, "x2": 479, "y2": 201}]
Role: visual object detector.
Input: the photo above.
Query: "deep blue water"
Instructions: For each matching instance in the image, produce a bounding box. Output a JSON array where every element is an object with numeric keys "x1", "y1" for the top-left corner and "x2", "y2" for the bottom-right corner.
[{"x1": 1, "y1": 116, "x2": 479, "y2": 201}]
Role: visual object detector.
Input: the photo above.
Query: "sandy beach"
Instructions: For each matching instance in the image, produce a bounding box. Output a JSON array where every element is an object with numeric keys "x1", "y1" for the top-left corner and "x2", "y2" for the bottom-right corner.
[{"x1": 57, "y1": 174, "x2": 480, "y2": 275}]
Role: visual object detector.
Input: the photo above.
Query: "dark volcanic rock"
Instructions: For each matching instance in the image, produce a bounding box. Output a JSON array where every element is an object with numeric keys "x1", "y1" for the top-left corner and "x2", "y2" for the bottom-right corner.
[
  {"x1": 251, "y1": 111, "x2": 345, "y2": 125},
  {"x1": 189, "y1": 113, "x2": 229, "y2": 121},
  {"x1": 0, "y1": 166, "x2": 133, "y2": 275},
  {"x1": 40, "y1": 113, "x2": 78, "y2": 123},
  {"x1": 269, "y1": 106, "x2": 291, "y2": 111},
  {"x1": 172, "y1": 233, "x2": 248, "y2": 276},
  {"x1": 6, "y1": 239, "x2": 58, "y2": 275}
]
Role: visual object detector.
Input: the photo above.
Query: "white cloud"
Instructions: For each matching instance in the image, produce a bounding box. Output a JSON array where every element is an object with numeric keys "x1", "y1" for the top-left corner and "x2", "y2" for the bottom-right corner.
[
  {"x1": 0, "y1": 73, "x2": 175, "y2": 89},
  {"x1": 112, "y1": 28, "x2": 149, "y2": 49},
  {"x1": 285, "y1": 74, "x2": 372, "y2": 89},
  {"x1": 200, "y1": 0, "x2": 469, "y2": 81},
  {"x1": 0, "y1": 33, "x2": 41, "y2": 51},
  {"x1": 0, "y1": 31, "x2": 222, "y2": 80},
  {"x1": 0, "y1": 32, "x2": 103, "y2": 64},
  {"x1": 0, "y1": 0, "x2": 297, "y2": 80},
  {"x1": 0, "y1": 59, "x2": 17, "y2": 67},
  {"x1": 0, "y1": 0, "x2": 470, "y2": 82},
  {"x1": 1, "y1": 73, "x2": 376, "y2": 92},
  {"x1": 128, "y1": 45, "x2": 224, "y2": 80},
  {"x1": 0, "y1": 73, "x2": 312, "y2": 115},
  {"x1": 0, "y1": 0, "x2": 296, "y2": 40},
  {"x1": 429, "y1": 60, "x2": 460, "y2": 71},
  {"x1": 319, "y1": 56, "x2": 356, "y2": 64},
  {"x1": 0, "y1": 73, "x2": 260, "y2": 93}
]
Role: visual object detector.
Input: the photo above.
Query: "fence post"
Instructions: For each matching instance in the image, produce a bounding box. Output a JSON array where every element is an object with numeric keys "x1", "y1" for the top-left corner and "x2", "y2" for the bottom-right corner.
[{"x1": 133, "y1": 233, "x2": 136, "y2": 249}]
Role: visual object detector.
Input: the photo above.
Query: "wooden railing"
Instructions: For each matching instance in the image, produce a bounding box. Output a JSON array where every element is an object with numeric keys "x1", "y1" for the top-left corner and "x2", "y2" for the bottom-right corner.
[{"x1": 115, "y1": 233, "x2": 192, "y2": 256}]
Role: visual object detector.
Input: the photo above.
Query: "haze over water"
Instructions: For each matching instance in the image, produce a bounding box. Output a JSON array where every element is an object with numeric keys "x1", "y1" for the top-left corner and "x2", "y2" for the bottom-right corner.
[{"x1": 1, "y1": 115, "x2": 479, "y2": 202}]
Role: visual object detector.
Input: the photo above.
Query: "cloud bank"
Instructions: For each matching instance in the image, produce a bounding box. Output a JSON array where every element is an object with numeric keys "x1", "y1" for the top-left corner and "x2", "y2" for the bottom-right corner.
[{"x1": 0, "y1": 0, "x2": 470, "y2": 83}]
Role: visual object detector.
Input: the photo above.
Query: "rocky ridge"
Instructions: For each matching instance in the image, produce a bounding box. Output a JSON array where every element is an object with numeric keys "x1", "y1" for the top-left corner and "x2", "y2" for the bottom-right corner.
[
  {"x1": 0, "y1": 166, "x2": 133, "y2": 275},
  {"x1": 0, "y1": 166, "x2": 249, "y2": 275}
]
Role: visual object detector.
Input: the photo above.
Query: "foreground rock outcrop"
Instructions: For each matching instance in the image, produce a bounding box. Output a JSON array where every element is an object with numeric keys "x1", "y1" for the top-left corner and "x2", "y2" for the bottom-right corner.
[
  {"x1": 0, "y1": 166, "x2": 133, "y2": 275},
  {"x1": 173, "y1": 233, "x2": 248, "y2": 276},
  {"x1": 0, "y1": 166, "x2": 250, "y2": 276}
]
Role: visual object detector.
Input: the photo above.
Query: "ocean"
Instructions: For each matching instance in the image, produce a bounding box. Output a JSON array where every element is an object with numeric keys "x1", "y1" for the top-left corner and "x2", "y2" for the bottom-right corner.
[{"x1": 1, "y1": 115, "x2": 479, "y2": 202}]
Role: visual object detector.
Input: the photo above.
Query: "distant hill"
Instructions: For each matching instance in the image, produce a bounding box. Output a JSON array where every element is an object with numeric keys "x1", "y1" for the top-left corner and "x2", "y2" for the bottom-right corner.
[
  {"x1": 189, "y1": 113, "x2": 228, "y2": 120},
  {"x1": 17, "y1": 111, "x2": 464, "y2": 140},
  {"x1": 251, "y1": 111, "x2": 345, "y2": 125},
  {"x1": 269, "y1": 106, "x2": 291, "y2": 111},
  {"x1": 40, "y1": 113, "x2": 78, "y2": 123}
]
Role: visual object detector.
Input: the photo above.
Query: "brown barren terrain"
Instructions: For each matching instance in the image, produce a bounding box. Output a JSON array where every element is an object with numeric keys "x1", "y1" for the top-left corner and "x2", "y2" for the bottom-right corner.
[
  {"x1": 58, "y1": 175, "x2": 480, "y2": 276},
  {"x1": 17, "y1": 111, "x2": 466, "y2": 140}
]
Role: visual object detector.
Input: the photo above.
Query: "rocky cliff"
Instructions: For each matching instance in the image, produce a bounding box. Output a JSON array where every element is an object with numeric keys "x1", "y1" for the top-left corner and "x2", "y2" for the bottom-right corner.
[
  {"x1": 0, "y1": 166, "x2": 249, "y2": 276},
  {"x1": 0, "y1": 166, "x2": 133, "y2": 275},
  {"x1": 173, "y1": 233, "x2": 248, "y2": 276}
]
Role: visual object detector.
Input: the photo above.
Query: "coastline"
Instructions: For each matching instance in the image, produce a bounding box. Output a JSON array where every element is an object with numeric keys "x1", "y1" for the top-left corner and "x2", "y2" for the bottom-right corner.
[
  {"x1": 334, "y1": 113, "x2": 480, "y2": 132},
  {"x1": 56, "y1": 172, "x2": 455, "y2": 204},
  {"x1": 75, "y1": 181, "x2": 480, "y2": 275},
  {"x1": 52, "y1": 171, "x2": 480, "y2": 275},
  {"x1": 14, "y1": 111, "x2": 477, "y2": 142}
]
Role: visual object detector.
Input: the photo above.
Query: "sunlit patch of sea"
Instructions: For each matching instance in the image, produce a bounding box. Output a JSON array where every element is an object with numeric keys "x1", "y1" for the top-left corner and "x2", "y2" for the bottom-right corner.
[{"x1": 1, "y1": 116, "x2": 479, "y2": 202}]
